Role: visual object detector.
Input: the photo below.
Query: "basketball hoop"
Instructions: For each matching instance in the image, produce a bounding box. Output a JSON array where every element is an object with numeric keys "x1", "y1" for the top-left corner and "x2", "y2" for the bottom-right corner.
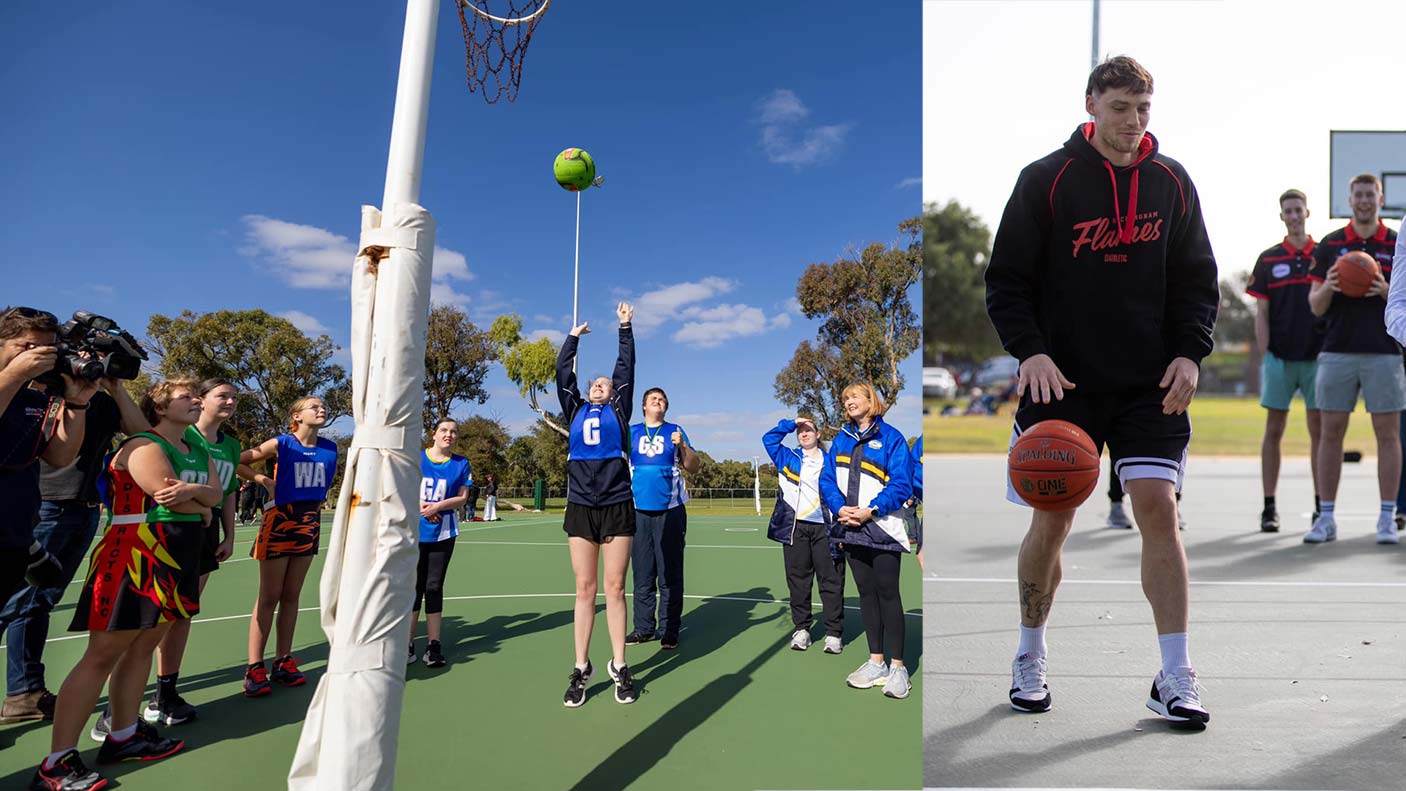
[{"x1": 457, "y1": 0, "x2": 550, "y2": 104}]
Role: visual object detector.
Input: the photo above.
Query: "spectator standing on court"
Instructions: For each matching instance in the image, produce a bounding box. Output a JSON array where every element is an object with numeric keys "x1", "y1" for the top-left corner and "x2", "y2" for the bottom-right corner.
[
  {"x1": 625, "y1": 387, "x2": 699, "y2": 650},
  {"x1": 1306, "y1": 174, "x2": 1401, "y2": 545},
  {"x1": 1, "y1": 378, "x2": 142, "y2": 724},
  {"x1": 1246, "y1": 189, "x2": 1323, "y2": 533}
]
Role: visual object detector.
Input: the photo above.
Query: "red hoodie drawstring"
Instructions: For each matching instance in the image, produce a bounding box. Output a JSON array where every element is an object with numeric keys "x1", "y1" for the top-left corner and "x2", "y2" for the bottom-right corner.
[{"x1": 1102, "y1": 161, "x2": 1140, "y2": 244}]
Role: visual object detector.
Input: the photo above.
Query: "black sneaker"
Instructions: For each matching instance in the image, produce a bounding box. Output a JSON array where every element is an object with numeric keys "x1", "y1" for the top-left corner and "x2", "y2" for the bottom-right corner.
[
  {"x1": 423, "y1": 641, "x2": 446, "y2": 668},
  {"x1": 1260, "y1": 508, "x2": 1280, "y2": 533},
  {"x1": 608, "y1": 660, "x2": 638, "y2": 704},
  {"x1": 28, "y1": 749, "x2": 109, "y2": 791},
  {"x1": 563, "y1": 661, "x2": 593, "y2": 708},
  {"x1": 660, "y1": 633, "x2": 679, "y2": 651},
  {"x1": 407, "y1": 641, "x2": 417, "y2": 665},
  {"x1": 96, "y1": 720, "x2": 185, "y2": 764},
  {"x1": 1396, "y1": 514, "x2": 1404, "y2": 532},
  {"x1": 624, "y1": 630, "x2": 656, "y2": 645},
  {"x1": 143, "y1": 695, "x2": 197, "y2": 726}
]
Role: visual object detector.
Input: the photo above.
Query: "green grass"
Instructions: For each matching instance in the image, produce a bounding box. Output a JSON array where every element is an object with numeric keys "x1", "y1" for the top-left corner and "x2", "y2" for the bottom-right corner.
[
  {"x1": 926, "y1": 395, "x2": 1385, "y2": 456},
  {"x1": 0, "y1": 511, "x2": 921, "y2": 790}
]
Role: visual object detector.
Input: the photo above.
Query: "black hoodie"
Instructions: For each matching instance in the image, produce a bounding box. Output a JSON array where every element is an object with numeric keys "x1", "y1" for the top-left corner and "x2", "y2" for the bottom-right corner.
[{"x1": 985, "y1": 125, "x2": 1219, "y2": 393}]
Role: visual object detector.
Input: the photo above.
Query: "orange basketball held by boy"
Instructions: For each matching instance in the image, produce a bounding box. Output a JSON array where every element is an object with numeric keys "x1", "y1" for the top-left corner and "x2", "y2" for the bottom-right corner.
[
  {"x1": 1332, "y1": 250, "x2": 1381, "y2": 298},
  {"x1": 1008, "y1": 420, "x2": 1100, "y2": 511}
]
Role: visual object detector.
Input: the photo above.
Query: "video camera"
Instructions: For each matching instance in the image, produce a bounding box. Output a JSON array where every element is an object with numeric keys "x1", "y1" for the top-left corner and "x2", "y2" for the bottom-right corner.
[{"x1": 36, "y1": 311, "x2": 148, "y2": 387}]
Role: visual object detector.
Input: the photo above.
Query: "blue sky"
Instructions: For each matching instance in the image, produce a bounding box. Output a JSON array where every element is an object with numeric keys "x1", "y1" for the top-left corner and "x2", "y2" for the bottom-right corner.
[{"x1": 4, "y1": 1, "x2": 921, "y2": 462}]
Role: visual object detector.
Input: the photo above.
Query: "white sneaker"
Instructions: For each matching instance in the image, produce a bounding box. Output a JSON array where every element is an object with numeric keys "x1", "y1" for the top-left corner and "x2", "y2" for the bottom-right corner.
[
  {"x1": 1303, "y1": 514, "x2": 1337, "y2": 543},
  {"x1": 845, "y1": 660, "x2": 889, "y2": 689},
  {"x1": 1147, "y1": 669, "x2": 1209, "y2": 729},
  {"x1": 790, "y1": 629, "x2": 811, "y2": 651},
  {"x1": 1377, "y1": 513, "x2": 1400, "y2": 545},
  {"x1": 823, "y1": 635, "x2": 843, "y2": 654},
  {"x1": 1107, "y1": 501, "x2": 1133, "y2": 529},
  {"x1": 1008, "y1": 652, "x2": 1050, "y2": 712},
  {"x1": 883, "y1": 665, "x2": 911, "y2": 699}
]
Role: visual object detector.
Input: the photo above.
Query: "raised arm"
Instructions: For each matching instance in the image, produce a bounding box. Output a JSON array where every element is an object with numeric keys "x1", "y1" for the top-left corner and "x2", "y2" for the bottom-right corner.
[
  {"x1": 556, "y1": 327, "x2": 586, "y2": 419},
  {"x1": 763, "y1": 419, "x2": 797, "y2": 468},
  {"x1": 613, "y1": 302, "x2": 636, "y2": 423}
]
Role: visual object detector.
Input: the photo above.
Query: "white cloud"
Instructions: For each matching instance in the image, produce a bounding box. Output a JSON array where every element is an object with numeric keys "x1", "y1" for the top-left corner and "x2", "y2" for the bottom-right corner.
[
  {"x1": 630, "y1": 276, "x2": 736, "y2": 335},
  {"x1": 895, "y1": 177, "x2": 922, "y2": 189},
  {"x1": 672, "y1": 303, "x2": 792, "y2": 349},
  {"x1": 278, "y1": 310, "x2": 330, "y2": 335},
  {"x1": 528, "y1": 328, "x2": 566, "y2": 345},
  {"x1": 754, "y1": 89, "x2": 854, "y2": 170},
  {"x1": 241, "y1": 215, "x2": 474, "y2": 300}
]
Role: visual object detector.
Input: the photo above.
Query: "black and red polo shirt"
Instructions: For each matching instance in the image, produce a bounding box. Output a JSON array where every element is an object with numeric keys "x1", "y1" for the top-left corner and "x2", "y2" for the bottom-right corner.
[
  {"x1": 1309, "y1": 222, "x2": 1400, "y2": 355},
  {"x1": 1246, "y1": 237, "x2": 1321, "y2": 361}
]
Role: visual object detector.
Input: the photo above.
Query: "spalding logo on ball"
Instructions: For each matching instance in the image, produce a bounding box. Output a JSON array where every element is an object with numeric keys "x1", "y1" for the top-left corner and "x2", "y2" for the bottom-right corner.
[{"x1": 554, "y1": 148, "x2": 599, "y2": 192}]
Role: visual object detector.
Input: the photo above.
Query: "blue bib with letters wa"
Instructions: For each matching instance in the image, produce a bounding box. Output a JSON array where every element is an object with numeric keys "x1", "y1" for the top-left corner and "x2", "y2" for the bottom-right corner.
[
  {"x1": 569, "y1": 403, "x2": 624, "y2": 461},
  {"x1": 272, "y1": 434, "x2": 339, "y2": 505}
]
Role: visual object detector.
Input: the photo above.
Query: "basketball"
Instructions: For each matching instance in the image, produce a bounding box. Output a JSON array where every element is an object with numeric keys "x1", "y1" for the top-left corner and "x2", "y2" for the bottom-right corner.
[
  {"x1": 1334, "y1": 250, "x2": 1380, "y2": 298},
  {"x1": 1008, "y1": 420, "x2": 1099, "y2": 511},
  {"x1": 553, "y1": 147, "x2": 596, "y2": 192}
]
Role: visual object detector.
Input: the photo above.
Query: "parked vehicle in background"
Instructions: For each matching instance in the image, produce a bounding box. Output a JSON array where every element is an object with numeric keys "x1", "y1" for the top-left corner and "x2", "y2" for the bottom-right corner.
[
  {"x1": 924, "y1": 366, "x2": 958, "y2": 399},
  {"x1": 973, "y1": 356, "x2": 1020, "y2": 389}
]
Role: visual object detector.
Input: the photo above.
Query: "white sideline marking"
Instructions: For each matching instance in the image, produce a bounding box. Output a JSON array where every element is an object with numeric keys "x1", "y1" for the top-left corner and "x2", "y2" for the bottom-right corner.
[
  {"x1": 930, "y1": 576, "x2": 1406, "y2": 589},
  {"x1": 4, "y1": 592, "x2": 922, "y2": 649}
]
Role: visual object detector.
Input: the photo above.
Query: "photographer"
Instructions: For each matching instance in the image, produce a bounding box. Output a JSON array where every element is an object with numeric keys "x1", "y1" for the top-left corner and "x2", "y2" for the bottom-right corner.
[
  {"x1": 0, "y1": 375, "x2": 143, "y2": 724},
  {"x1": 0, "y1": 307, "x2": 96, "y2": 605}
]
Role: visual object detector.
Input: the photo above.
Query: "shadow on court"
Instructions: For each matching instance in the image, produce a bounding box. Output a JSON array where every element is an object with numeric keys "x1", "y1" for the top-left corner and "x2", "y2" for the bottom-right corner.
[
  {"x1": 0, "y1": 646, "x2": 330, "y2": 788},
  {"x1": 567, "y1": 591, "x2": 791, "y2": 791},
  {"x1": 625, "y1": 586, "x2": 784, "y2": 693}
]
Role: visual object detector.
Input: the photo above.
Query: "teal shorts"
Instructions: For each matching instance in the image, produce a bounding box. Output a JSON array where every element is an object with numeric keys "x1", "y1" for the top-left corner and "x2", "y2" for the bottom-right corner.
[{"x1": 1260, "y1": 352, "x2": 1318, "y2": 411}]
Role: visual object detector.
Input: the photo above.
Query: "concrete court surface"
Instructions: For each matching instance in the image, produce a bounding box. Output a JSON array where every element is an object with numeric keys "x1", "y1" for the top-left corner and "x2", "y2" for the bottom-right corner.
[{"x1": 923, "y1": 454, "x2": 1406, "y2": 791}]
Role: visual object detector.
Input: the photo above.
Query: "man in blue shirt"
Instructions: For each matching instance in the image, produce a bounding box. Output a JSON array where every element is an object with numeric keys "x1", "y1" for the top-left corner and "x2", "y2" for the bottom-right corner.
[{"x1": 626, "y1": 388, "x2": 699, "y2": 649}]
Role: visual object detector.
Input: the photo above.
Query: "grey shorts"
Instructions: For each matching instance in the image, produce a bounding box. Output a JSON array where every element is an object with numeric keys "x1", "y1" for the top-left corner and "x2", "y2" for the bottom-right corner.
[{"x1": 1314, "y1": 352, "x2": 1406, "y2": 413}]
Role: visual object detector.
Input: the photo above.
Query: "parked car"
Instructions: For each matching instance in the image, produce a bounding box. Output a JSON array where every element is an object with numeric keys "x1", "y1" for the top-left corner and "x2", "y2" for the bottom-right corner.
[
  {"x1": 923, "y1": 366, "x2": 958, "y2": 399},
  {"x1": 973, "y1": 356, "x2": 1020, "y2": 389}
]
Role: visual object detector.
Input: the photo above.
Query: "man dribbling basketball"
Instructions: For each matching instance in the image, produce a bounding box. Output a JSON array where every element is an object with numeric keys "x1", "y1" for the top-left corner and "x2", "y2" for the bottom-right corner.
[{"x1": 985, "y1": 55, "x2": 1219, "y2": 729}]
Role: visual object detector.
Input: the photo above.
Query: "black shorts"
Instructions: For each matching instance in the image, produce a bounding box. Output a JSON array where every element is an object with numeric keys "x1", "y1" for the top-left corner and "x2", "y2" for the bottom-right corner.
[
  {"x1": 563, "y1": 500, "x2": 636, "y2": 543},
  {"x1": 1008, "y1": 388, "x2": 1189, "y2": 506},
  {"x1": 198, "y1": 508, "x2": 225, "y2": 575}
]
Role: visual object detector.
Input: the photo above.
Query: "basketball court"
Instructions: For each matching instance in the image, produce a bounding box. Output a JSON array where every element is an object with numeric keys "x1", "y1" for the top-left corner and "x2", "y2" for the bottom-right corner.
[
  {"x1": 0, "y1": 510, "x2": 923, "y2": 789},
  {"x1": 923, "y1": 454, "x2": 1404, "y2": 791}
]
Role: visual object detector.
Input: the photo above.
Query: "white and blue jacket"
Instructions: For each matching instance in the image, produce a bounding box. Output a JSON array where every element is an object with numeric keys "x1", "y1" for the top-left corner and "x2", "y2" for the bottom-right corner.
[
  {"x1": 762, "y1": 418, "x2": 832, "y2": 545},
  {"x1": 819, "y1": 416, "x2": 913, "y2": 552}
]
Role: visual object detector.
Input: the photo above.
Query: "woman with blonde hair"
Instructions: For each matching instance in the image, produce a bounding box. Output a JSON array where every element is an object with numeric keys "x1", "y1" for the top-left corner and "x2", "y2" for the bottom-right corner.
[
  {"x1": 238, "y1": 396, "x2": 338, "y2": 698},
  {"x1": 819, "y1": 382, "x2": 915, "y2": 699}
]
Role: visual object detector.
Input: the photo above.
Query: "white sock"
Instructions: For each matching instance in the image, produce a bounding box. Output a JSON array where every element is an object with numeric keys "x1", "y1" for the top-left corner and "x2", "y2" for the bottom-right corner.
[
  {"x1": 1158, "y1": 632, "x2": 1191, "y2": 677},
  {"x1": 574, "y1": 661, "x2": 588, "y2": 672},
  {"x1": 110, "y1": 723, "x2": 138, "y2": 741},
  {"x1": 43, "y1": 749, "x2": 72, "y2": 770},
  {"x1": 1381, "y1": 501, "x2": 1395, "y2": 517},
  {"x1": 1319, "y1": 500, "x2": 1335, "y2": 517},
  {"x1": 1017, "y1": 624, "x2": 1047, "y2": 658}
]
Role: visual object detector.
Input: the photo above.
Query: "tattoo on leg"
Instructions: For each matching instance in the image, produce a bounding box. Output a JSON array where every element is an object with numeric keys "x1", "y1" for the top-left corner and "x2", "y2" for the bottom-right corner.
[{"x1": 1020, "y1": 580, "x2": 1053, "y2": 625}]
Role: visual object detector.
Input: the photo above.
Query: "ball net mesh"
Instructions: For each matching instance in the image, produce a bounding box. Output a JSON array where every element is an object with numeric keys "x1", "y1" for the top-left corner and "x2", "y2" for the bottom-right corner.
[{"x1": 457, "y1": 0, "x2": 549, "y2": 104}]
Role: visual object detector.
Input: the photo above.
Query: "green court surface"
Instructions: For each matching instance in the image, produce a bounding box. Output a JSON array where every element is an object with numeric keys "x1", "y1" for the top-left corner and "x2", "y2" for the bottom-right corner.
[{"x1": 0, "y1": 511, "x2": 922, "y2": 790}]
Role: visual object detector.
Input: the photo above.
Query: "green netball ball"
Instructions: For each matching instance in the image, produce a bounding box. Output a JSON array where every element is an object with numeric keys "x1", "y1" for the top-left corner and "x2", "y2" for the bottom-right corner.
[{"x1": 553, "y1": 148, "x2": 596, "y2": 192}]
